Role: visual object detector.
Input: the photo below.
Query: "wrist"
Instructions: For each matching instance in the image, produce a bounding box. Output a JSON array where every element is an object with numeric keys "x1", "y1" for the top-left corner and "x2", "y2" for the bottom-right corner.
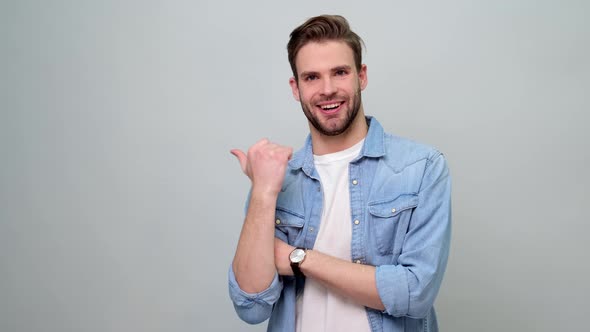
[
  {"x1": 299, "y1": 249, "x2": 312, "y2": 274},
  {"x1": 248, "y1": 190, "x2": 280, "y2": 210},
  {"x1": 250, "y1": 186, "x2": 280, "y2": 200}
]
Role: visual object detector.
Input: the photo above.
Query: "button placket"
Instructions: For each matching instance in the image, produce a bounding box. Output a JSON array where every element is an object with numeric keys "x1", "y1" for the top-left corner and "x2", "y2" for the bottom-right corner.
[{"x1": 349, "y1": 164, "x2": 364, "y2": 267}]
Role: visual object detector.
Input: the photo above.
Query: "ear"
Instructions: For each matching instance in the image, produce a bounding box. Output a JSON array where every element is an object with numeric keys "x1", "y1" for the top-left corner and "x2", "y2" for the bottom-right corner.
[
  {"x1": 358, "y1": 64, "x2": 368, "y2": 91},
  {"x1": 289, "y1": 77, "x2": 301, "y2": 102}
]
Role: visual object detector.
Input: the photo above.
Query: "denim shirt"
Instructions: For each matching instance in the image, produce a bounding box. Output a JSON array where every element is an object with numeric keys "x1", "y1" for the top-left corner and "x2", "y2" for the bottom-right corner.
[{"x1": 228, "y1": 116, "x2": 451, "y2": 332}]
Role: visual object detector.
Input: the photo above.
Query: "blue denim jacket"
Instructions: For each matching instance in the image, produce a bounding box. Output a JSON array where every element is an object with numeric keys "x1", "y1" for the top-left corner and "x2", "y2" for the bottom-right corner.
[{"x1": 228, "y1": 116, "x2": 451, "y2": 332}]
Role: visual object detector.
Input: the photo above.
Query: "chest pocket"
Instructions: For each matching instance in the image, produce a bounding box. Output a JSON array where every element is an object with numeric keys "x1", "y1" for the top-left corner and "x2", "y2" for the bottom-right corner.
[
  {"x1": 368, "y1": 193, "x2": 419, "y2": 255},
  {"x1": 274, "y1": 207, "x2": 305, "y2": 246}
]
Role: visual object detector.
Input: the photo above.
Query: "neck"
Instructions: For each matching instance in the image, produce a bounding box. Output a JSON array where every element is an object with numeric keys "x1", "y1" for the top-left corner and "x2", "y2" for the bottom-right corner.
[{"x1": 310, "y1": 110, "x2": 368, "y2": 156}]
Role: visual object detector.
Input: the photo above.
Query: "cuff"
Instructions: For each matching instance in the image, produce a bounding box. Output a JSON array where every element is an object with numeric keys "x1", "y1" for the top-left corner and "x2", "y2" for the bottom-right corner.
[
  {"x1": 375, "y1": 264, "x2": 410, "y2": 317},
  {"x1": 228, "y1": 265, "x2": 282, "y2": 308}
]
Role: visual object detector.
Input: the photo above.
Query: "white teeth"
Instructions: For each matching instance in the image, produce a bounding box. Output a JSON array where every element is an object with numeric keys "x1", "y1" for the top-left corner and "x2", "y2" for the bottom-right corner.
[{"x1": 320, "y1": 103, "x2": 340, "y2": 109}]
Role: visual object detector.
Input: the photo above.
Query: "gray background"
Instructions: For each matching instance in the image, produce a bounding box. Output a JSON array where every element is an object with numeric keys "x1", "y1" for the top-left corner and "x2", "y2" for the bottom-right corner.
[{"x1": 2, "y1": 0, "x2": 589, "y2": 331}]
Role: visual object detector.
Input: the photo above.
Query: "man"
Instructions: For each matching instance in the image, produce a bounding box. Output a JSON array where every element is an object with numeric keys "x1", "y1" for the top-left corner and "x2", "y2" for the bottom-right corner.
[{"x1": 228, "y1": 15, "x2": 451, "y2": 332}]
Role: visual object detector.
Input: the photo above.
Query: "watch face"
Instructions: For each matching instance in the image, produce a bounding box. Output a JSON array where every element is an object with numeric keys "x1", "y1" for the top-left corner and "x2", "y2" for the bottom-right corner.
[{"x1": 290, "y1": 249, "x2": 305, "y2": 263}]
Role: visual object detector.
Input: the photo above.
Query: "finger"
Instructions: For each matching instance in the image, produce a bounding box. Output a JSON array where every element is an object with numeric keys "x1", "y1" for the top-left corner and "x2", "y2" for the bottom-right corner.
[
  {"x1": 274, "y1": 146, "x2": 293, "y2": 160},
  {"x1": 254, "y1": 138, "x2": 270, "y2": 147},
  {"x1": 230, "y1": 149, "x2": 248, "y2": 174}
]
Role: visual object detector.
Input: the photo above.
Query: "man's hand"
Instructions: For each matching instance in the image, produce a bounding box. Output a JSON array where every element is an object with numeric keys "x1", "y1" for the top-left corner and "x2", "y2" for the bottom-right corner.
[
  {"x1": 231, "y1": 139, "x2": 293, "y2": 197},
  {"x1": 274, "y1": 238, "x2": 295, "y2": 276}
]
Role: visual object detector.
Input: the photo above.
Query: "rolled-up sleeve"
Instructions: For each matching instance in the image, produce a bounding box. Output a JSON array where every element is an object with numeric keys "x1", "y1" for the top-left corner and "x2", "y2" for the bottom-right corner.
[
  {"x1": 228, "y1": 266, "x2": 283, "y2": 324},
  {"x1": 376, "y1": 152, "x2": 451, "y2": 318}
]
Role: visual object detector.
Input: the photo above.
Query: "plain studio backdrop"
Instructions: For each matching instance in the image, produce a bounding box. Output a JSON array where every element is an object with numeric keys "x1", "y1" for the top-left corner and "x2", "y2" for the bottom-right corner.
[{"x1": 1, "y1": 1, "x2": 589, "y2": 331}]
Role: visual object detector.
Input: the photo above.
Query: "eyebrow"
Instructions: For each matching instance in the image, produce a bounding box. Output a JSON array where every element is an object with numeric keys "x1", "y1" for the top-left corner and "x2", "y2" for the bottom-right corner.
[
  {"x1": 299, "y1": 65, "x2": 353, "y2": 79},
  {"x1": 299, "y1": 71, "x2": 319, "y2": 78},
  {"x1": 332, "y1": 65, "x2": 352, "y2": 72}
]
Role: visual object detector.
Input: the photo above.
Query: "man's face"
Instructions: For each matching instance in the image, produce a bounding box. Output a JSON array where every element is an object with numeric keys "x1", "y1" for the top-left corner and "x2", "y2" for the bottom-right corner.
[{"x1": 289, "y1": 41, "x2": 368, "y2": 136}]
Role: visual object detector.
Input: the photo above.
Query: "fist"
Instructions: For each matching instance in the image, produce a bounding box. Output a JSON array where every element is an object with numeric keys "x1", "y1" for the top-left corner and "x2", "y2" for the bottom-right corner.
[{"x1": 231, "y1": 139, "x2": 293, "y2": 196}]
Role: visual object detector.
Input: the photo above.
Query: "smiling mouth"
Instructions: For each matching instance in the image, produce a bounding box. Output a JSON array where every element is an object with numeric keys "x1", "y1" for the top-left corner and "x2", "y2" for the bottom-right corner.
[{"x1": 317, "y1": 102, "x2": 344, "y2": 114}]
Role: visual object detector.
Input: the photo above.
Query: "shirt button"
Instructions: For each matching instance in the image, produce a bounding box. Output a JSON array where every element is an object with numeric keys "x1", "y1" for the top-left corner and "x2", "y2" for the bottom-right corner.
[
  {"x1": 354, "y1": 220, "x2": 360, "y2": 225},
  {"x1": 309, "y1": 227, "x2": 314, "y2": 232},
  {"x1": 352, "y1": 180, "x2": 358, "y2": 185},
  {"x1": 355, "y1": 260, "x2": 362, "y2": 264},
  {"x1": 275, "y1": 219, "x2": 281, "y2": 225},
  {"x1": 391, "y1": 208, "x2": 396, "y2": 213}
]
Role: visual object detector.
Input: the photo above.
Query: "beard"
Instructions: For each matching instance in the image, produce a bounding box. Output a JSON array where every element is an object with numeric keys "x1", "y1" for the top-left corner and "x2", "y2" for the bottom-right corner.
[{"x1": 300, "y1": 86, "x2": 362, "y2": 137}]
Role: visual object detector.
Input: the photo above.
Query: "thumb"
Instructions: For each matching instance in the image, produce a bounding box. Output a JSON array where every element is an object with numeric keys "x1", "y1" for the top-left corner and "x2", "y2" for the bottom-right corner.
[{"x1": 230, "y1": 149, "x2": 248, "y2": 174}]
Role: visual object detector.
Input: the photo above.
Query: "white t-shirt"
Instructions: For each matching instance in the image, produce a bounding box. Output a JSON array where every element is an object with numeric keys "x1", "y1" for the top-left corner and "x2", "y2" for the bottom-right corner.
[{"x1": 296, "y1": 139, "x2": 371, "y2": 332}]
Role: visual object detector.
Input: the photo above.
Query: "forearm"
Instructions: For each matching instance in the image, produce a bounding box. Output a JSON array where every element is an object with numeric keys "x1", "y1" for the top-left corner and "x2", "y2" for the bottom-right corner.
[
  {"x1": 300, "y1": 250, "x2": 385, "y2": 311},
  {"x1": 232, "y1": 191, "x2": 278, "y2": 293}
]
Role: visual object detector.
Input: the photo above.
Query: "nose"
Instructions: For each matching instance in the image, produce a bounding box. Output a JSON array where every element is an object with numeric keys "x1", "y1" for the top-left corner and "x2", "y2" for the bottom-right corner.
[{"x1": 321, "y1": 77, "x2": 336, "y2": 96}]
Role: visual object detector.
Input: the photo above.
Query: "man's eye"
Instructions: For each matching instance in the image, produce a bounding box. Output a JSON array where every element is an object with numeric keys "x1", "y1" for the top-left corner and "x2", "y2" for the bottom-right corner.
[
  {"x1": 335, "y1": 70, "x2": 347, "y2": 76},
  {"x1": 305, "y1": 75, "x2": 317, "y2": 81}
]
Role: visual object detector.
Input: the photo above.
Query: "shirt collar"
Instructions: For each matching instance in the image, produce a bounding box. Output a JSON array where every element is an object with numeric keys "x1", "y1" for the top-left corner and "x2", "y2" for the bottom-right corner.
[{"x1": 288, "y1": 116, "x2": 386, "y2": 176}]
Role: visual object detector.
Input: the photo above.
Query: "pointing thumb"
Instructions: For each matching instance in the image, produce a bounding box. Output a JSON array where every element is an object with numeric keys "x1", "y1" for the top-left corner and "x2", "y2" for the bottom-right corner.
[{"x1": 230, "y1": 149, "x2": 248, "y2": 174}]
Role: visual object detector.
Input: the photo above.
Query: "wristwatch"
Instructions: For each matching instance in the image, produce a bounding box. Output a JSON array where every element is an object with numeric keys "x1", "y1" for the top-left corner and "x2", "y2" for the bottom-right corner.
[{"x1": 289, "y1": 247, "x2": 307, "y2": 278}]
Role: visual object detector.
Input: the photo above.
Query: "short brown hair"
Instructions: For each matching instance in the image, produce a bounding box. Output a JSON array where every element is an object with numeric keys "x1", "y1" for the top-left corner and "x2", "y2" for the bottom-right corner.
[{"x1": 287, "y1": 15, "x2": 364, "y2": 81}]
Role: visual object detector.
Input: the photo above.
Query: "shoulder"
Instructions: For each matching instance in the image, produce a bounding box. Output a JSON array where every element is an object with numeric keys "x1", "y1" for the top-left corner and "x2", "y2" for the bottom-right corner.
[
  {"x1": 381, "y1": 132, "x2": 445, "y2": 172},
  {"x1": 364, "y1": 116, "x2": 445, "y2": 171},
  {"x1": 373, "y1": 131, "x2": 449, "y2": 198}
]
